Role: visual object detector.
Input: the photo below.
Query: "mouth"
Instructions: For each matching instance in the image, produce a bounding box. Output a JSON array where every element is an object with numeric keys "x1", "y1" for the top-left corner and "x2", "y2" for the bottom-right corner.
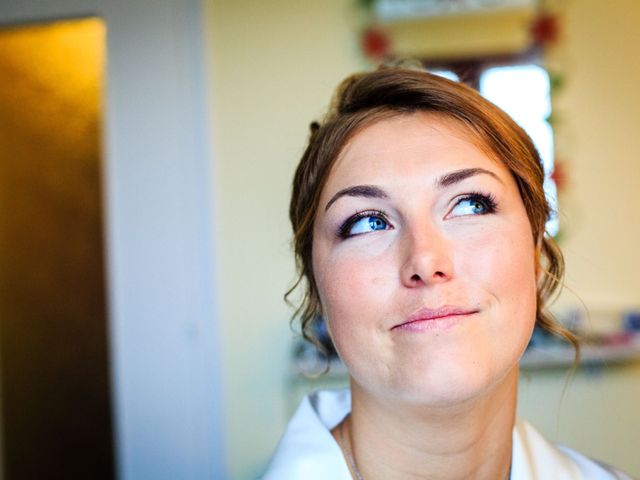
[{"x1": 392, "y1": 306, "x2": 479, "y2": 331}]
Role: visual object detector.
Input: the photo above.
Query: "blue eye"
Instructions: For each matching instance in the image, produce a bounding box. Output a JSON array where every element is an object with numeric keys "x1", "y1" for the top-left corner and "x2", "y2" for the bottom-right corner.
[
  {"x1": 350, "y1": 216, "x2": 388, "y2": 234},
  {"x1": 338, "y1": 211, "x2": 390, "y2": 238},
  {"x1": 450, "y1": 193, "x2": 497, "y2": 217}
]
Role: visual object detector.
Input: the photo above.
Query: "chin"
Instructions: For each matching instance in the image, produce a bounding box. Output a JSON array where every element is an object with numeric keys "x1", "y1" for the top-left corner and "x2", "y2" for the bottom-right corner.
[
  {"x1": 369, "y1": 355, "x2": 520, "y2": 408},
  {"x1": 417, "y1": 380, "x2": 508, "y2": 408},
  {"x1": 394, "y1": 379, "x2": 495, "y2": 408}
]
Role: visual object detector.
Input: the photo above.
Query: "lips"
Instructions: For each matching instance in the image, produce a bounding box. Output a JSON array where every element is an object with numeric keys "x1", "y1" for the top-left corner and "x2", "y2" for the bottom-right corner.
[{"x1": 392, "y1": 306, "x2": 479, "y2": 330}]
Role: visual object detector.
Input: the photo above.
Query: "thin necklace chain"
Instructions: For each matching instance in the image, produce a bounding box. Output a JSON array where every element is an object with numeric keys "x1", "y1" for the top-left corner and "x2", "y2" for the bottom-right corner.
[
  {"x1": 338, "y1": 414, "x2": 513, "y2": 480},
  {"x1": 339, "y1": 416, "x2": 364, "y2": 480}
]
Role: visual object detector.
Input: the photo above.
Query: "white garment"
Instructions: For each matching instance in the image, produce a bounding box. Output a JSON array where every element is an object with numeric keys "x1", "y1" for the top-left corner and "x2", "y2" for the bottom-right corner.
[{"x1": 262, "y1": 389, "x2": 634, "y2": 480}]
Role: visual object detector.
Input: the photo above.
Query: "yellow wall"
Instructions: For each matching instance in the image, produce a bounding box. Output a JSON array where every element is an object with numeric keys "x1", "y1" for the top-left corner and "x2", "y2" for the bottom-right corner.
[
  {"x1": 518, "y1": 0, "x2": 640, "y2": 474},
  {"x1": 388, "y1": 8, "x2": 534, "y2": 59},
  {"x1": 205, "y1": 0, "x2": 640, "y2": 477},
  {"x1": 204, "y1": 1, "x2": 363, "y2": 477},
  {"x1": 555, "y1": 0, "x2": 640, "y2": 311}
]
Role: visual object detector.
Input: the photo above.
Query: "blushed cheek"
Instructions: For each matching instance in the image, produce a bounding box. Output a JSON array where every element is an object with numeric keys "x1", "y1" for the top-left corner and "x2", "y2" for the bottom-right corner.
[
  {"x1": 485, "y1": 235, "x2": 537, "y2": 343},
  {"x1": 314, "y1": 249, "x2": 391, "y2": 358},
  {"x1": 317, "y1": 257, "x2": 372, "y2": 322},
  {"x1": 467, "y1": 230, "x2": 537, "y2": 325},
  {"x1": 316, "y1": 238, "x2": 393, "y2": 313},
  {"x1": 503, "y1": 237, "x2": 537, "y2": 310}
]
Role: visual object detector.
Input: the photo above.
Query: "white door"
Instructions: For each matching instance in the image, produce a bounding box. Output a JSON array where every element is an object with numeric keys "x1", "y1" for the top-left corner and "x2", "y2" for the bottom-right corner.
[{"x1": 0, "y1": 2, "x2": 226, "y2": 479}]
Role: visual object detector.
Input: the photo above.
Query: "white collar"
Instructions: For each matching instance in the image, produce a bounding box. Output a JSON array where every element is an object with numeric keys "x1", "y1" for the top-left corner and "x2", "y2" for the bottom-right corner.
[{"x1": 262, "y1": 389, "x2": 629, "y2": 479}]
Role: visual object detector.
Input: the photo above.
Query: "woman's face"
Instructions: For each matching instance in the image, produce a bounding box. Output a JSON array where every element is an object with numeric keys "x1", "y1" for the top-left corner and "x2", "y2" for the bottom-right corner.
[{"x1": 312, "y1": 113, "x2": 538, "y2": 406}]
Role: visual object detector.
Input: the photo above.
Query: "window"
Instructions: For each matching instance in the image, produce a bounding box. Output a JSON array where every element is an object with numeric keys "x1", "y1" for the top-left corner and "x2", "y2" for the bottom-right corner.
[
  {"x1": 425, "y1": 51, "x2": 558, "y2": 235},
  {"x1": 480, "y1": 64, "x2": 558, "y2": 235}
]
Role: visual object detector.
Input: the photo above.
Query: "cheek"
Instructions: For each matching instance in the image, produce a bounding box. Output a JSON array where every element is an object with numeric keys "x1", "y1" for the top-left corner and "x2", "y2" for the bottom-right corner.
[
  {"x1": 316, "y1": 255, "x2": 385, "y2": 321},
  {"x1": 312, "y1": 240, "x2": 394, "y2": 351},
  {"x1": 462, "y1": 223, "x2": 538, "y2": 334},
  {"x1": 475, "y1": 238, "x2": 536, "y2": 297}
]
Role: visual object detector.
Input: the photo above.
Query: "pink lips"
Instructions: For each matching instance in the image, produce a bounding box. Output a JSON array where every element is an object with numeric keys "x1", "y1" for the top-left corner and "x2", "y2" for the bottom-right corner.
[{"x1": 392, "y1": 306, "x2": 479, "y2": 332}]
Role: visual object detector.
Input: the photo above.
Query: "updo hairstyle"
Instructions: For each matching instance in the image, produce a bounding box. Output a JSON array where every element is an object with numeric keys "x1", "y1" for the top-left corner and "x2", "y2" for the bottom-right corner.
[{"x1": 287, "y1": 66, "x2": 578, "y2": 357}]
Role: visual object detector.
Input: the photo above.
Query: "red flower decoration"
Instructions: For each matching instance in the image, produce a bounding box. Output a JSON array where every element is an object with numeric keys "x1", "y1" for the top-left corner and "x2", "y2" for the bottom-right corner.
[
  {"x1": 550, "y1": 161, "x2": 568, "y2": 193},
  {"x1": 530, "y1": 13, "x2": 560, "y2": 46},
  {"x1": 361, "y1": 26, "x2": 391, "y2": 60}
]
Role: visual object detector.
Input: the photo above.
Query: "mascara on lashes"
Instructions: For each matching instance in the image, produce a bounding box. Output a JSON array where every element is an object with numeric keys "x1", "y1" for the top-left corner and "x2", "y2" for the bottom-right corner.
[
  {"x1": 451, "y1": 192, "x2": 498, "y2": 215},
  {"x1": 337, "y1": 209, "x2": 389, "y2": 239},
  {"x1": 336, "y1": 192, "x2": 498, "y2": 239}
]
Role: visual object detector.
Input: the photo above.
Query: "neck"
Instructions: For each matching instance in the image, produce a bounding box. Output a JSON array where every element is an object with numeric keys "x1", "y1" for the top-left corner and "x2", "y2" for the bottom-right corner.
[{"x1": 335, "y1": 367, "x2": 518, "y2": 480}]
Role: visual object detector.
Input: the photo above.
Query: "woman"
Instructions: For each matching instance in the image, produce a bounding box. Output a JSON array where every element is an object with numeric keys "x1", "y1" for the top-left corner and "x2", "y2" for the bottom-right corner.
[{"x1": 263, "y1": 67, "x2": 632, "y2": 479}]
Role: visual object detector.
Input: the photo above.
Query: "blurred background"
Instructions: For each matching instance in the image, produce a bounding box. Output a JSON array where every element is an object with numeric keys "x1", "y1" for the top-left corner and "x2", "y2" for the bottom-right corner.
[{"x1": 0, "y1": 0, "x2": 639, "y2": 479}]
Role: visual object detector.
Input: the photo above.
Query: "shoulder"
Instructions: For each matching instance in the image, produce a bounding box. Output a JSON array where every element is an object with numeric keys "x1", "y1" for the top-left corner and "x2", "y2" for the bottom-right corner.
[
  {"x1": 557, "y1": 445, "x2": 635, "y2": 480},
  {"x1": 260, "y1": 389, "x2": 353, "y2": 480},
  {"x1": 512, "y1": 419, "x2": 634, "y2": 479}
]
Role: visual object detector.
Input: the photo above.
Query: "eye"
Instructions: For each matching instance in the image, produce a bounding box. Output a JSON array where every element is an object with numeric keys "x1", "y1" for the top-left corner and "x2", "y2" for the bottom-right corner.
[
  {"x1": 338, "y1": 211, "x2": 391, "y2": 238},
  {"x1": 449, "y1": 193, "x2": 497, "y2": 218}
]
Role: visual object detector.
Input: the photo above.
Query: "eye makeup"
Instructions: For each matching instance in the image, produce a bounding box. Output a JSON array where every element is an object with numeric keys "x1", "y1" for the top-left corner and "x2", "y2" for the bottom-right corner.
[
  {"x1": 337, "y1": 209, "x2": 391, "y2": 239},
  {"x1": 448, "y1": 191, "x2": 498, "y2": 217},
  {"x1": 334, "y1": 190, "x2": 499, "y2": 241}
]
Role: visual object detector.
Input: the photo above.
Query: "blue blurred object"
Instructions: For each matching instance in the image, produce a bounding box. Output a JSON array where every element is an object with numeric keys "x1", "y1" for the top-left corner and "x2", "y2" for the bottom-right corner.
[{"x1": 623, "y1": 310, "x2": 640, "y2": 331}]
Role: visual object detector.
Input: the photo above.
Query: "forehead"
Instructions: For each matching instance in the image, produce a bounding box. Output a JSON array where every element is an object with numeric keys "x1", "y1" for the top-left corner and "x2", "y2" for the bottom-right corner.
[{"x1": 326, "y1": 112, "x2": 504, "y2": 190}]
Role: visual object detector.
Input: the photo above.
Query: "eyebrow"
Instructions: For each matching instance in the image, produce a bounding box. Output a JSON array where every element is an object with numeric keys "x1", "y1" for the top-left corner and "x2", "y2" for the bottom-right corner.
[
  {"x1": 436, "y1": 167, "x2": 503, "y2": 188},
  {"x1": 323, "y1": 167, "x2": 502, "y2": 212},
  {"x1": 324, "y1": 185, "x2": 388, "y2": 212}
]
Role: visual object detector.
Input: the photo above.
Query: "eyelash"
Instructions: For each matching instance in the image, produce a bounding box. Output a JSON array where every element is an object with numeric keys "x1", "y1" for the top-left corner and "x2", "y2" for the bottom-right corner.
[
  {"x1": 454, "y1": 191, "x2": 498, "y2": 216},
  {"x1": 337, "y1": 209, "x2": 387, "y2": 239},
  {"x1": 336, "y1": 191, "x2": 498, "y2": 240}
]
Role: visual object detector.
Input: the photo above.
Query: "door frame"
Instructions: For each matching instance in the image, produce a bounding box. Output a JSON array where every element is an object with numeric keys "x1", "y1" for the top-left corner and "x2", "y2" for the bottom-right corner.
[{"x1": 0, "y1": 2, "x2": 226, "y2": 479}]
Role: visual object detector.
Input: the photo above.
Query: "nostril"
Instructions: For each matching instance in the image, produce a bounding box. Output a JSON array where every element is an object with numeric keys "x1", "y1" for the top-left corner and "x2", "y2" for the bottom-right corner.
[
  {"x1": 411, "y1": 274, "x2": 422, "y2": 282},
  {"x1": 434, "y1": 271, "x2": 445, "y2": 278}
]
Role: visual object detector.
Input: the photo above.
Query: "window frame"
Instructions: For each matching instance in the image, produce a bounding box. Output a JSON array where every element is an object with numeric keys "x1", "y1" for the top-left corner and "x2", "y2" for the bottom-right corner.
[{"x1": 422, "y1": 46, "x2": 544, "y2": 90}]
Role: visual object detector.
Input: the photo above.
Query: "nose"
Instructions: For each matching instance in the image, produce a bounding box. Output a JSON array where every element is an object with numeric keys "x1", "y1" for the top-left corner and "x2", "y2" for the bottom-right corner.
[{"x1": 399, "y1": 225, "x2": 453, "y2": 288}]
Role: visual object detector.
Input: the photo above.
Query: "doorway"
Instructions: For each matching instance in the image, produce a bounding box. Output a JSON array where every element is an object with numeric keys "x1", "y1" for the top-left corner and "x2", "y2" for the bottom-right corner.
[{"x1": 0, "y1": 17, "x2": 114, "y2": 479}]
